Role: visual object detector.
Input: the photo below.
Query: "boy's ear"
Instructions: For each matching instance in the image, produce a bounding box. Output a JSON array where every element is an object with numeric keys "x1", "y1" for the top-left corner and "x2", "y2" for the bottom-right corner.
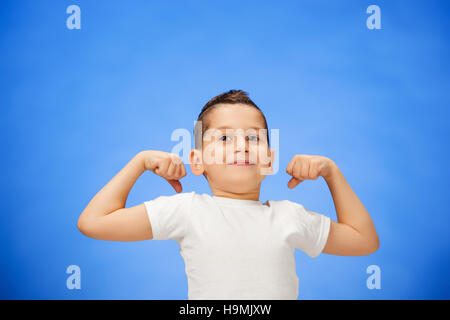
[
  {"x1": 189, "y1": 149, "x2": 205, "y2": 176},
  {"x1": 267, "y1": 148, "x2": 275, "y2": 175}
]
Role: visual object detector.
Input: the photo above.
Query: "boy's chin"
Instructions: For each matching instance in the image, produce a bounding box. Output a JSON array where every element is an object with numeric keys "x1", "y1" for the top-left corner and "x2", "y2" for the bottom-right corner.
[
  {"x1": 226, "y1": 169, "x2": 267, "y2": 180},
  {"x1": 221, "y1": 175, "x2": 263, "y2": 190}
]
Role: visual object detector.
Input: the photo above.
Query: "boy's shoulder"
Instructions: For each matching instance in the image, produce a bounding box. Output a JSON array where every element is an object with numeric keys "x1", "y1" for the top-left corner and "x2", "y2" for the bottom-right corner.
[
  {"x1": 150, "y1": 191, "x2": 212, "y2": 201},
  {"x1": 147, "y1": 191, "x2": 196, "y2": 203},
  {"x1": 267, "y1": 198, "x2": 304, "y2": 208}
]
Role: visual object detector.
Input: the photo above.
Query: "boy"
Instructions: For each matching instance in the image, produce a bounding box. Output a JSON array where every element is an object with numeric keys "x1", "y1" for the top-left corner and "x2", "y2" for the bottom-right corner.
[{"x1": 77, "y1": 90, "x2": 379, "y2": 300}]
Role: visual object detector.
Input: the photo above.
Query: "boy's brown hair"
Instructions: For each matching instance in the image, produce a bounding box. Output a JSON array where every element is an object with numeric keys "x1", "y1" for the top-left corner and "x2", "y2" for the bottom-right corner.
[{"x1": 194, "y1": 90, "x2": 270, "y2": 149}]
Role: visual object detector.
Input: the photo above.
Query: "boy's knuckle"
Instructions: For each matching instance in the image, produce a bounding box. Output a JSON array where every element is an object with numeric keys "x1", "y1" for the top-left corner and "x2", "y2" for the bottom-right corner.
[{"x1": 171, "y1": 154, "x2": 182, "y2": 164}]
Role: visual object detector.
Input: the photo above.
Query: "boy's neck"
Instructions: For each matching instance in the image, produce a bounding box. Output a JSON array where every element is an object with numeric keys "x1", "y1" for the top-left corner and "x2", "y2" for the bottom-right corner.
[{"x1": 211, "y1": 189, "x2": 261, "y2": 201}]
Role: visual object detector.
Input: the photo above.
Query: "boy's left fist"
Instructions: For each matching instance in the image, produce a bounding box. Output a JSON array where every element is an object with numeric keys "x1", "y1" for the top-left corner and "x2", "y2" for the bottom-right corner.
[{"x1": 286, "y1": 155, "x2": 335, "y2": 189}]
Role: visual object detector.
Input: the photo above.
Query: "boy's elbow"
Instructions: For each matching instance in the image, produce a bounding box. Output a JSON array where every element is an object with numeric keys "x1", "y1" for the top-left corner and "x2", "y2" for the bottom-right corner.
[
  {"x1": 77, "y1": 217, "x2": 94, "y2": 238},
  {"x1": 366, "y1": 244, "x2": 379, "y2": 255},
  {"x1": 363, "y1": 237, "x2": 380, "y2": 255},
  {"x1": 77, "y1": 218, "x2": 87, "y2": 235},
  {"x1": 372, "y1": 233, "x2": 380, "y2": 252}
]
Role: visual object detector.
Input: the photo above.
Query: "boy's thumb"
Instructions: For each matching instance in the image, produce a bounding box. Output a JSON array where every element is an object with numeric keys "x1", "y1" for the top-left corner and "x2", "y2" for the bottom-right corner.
[
  {"x1": 167, "y1": 179, "x2": 182, "y2": 193},
  {"x1": 288, "y1": 177, "x2": 303, "y2": 189}
]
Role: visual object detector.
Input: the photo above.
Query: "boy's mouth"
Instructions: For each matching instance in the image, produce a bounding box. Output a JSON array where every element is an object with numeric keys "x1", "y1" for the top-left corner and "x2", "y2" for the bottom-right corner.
[{"x1": 228, "y1": 160, "x2": 255, "y2": 166}]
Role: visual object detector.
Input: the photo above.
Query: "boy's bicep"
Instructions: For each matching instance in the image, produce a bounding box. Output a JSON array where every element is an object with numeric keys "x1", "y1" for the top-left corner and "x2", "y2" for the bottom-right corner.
[
  {"x1": 322, "y1": 220, "x2": 369, "y2": 256},
  {"x1": 80, "y1": 204, "x2": 154, "y2": 241}
]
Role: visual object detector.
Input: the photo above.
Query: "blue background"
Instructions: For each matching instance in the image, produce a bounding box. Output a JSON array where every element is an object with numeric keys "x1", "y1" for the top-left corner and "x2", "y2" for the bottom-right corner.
[{"x1": 1, "y1": 0, "x2": 449, "y2": 299}]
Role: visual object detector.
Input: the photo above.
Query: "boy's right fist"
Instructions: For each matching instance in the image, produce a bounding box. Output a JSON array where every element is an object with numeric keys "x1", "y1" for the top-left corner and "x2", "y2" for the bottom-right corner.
[{"x1": 139, "y1": 150, "x2": 186, "y2": 193}]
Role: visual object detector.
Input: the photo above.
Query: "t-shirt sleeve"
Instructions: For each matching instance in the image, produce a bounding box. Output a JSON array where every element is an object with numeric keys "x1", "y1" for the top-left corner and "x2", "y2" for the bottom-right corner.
[
  {"x1": 288, "y1": 201, "x2": 331, "y2": 258},
  {"x1": 144, "y1": 192, "x2": 194, "y2": 242}
]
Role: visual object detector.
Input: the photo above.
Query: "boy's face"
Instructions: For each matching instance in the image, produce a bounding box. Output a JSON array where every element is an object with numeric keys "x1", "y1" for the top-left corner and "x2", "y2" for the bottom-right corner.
[{"x1": 190, "y1": 103, "x2": 274, "y2": 195}]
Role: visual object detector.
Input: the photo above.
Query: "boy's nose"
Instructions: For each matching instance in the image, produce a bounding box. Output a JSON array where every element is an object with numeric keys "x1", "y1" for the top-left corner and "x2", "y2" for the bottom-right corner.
[{"x1": 235, "y1": 135, "x2": 248, "y2": 153}]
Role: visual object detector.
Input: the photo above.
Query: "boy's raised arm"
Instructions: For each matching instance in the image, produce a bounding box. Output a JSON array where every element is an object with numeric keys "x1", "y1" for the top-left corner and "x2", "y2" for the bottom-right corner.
[
  {"x1": 321, "y1": 160, "x2": 380, "y2": 256},
  {"x1": 286, "y1": 154, "x2": 379, "y2": 256},
  {"x1": 77, "y1": 150, "x2": 186, "y2": 241}
]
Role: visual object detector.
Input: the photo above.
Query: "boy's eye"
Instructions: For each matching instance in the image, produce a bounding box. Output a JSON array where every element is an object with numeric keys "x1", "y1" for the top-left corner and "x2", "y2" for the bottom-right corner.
[
  {"x1": 248, "y1": 135, "x2": 259, "y2": 141},
  {"x1": 218, "y1": 135, "x2": 260, "y2": 142}
]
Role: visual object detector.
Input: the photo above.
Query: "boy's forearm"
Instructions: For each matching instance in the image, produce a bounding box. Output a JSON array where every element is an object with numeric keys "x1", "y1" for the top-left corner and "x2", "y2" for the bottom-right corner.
[
  {"x1": 79, "y1": 152, "x2": 147, "y2": 222},
  {"x1": 324, "y1": 162, "x2": 379, "y2": 246}
]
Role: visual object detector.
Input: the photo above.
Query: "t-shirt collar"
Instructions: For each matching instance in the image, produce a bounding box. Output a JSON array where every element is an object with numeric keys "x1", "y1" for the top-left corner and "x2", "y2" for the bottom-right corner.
[{"x1": 212, "y1": 195, "x2": 265, "y2": 206}]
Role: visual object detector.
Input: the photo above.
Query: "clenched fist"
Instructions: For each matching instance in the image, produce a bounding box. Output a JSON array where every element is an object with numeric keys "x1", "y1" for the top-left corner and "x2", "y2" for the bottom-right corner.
[
  {"x1": 140, "y1": 150, "x2": 187, "y2": 193},
  {"x1": 286, "y1": 155, "x2": 335, "y2": 189}
]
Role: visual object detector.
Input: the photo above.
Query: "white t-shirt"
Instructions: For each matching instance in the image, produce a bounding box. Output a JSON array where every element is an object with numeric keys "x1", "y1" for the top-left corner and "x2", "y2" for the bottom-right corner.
[{"x1": 144, "y1": 191, "x2": 331, "y2": 300}]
